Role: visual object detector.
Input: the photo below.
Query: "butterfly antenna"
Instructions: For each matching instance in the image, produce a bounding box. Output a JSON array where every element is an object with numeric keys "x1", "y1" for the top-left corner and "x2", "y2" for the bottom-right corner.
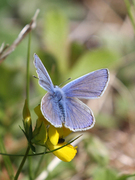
[
  {"x1": 33, "y1": 75, "x2": 39, "y2": 79},
  {"x1": 59, "y1": 77, "x2": 71, "y2": 87}
]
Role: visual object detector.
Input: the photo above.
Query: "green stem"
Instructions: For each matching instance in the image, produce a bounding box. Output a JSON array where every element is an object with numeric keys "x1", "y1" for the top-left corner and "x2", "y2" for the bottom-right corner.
[
  {"x1": 26, "y1": 32, "x2": 31, "y2": 107},
  {"x1": 35, "y1": 148, "x2": 47, "y2": 177},
  {"x1": 0, "y1": 134, "x2": 82, "y2": 157},
  {"x1": 28, "y1": 150, "x2": 33, "y2": 180},
  {"x1": 14, "y1": 32, "x2": 32, "y2": 179},
  {"x1": 14, "y1": 146, "x2": 30, "y2": 180},
  {"x1": 124, "y1": 0, "x2": 135, "y2": 34},
  {"x1": 26, "y1": 31, "x2": 33, "y2": 180}
]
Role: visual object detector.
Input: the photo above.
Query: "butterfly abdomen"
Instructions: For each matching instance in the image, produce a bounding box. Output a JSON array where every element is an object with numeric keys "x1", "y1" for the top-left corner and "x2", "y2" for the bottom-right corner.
[{"x1": 58, "y1": 101, "x2": 65, "y2": 122}]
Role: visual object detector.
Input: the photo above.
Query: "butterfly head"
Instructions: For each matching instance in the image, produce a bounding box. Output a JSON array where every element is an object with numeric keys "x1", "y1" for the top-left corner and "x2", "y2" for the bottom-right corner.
[{"x1": 52, "y1": 86, "x2": 65, "y2": 103}]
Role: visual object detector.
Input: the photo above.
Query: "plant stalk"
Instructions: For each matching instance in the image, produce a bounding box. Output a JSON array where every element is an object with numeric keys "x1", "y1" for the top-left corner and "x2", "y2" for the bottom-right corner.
[{"x1": 14, "y1": 146, "x2": 30, "y2": 180}]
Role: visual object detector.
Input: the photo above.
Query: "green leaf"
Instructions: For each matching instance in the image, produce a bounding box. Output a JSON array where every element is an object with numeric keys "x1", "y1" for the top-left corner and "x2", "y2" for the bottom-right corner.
[
  {"x1": 84, "y1": 136, "x2": 109, "y2": 166},
  {"x1": 44, "y1": 9, "x2": 69, "y2": 74},
  {"x1": 29, "y1": 143, "x2": 36, "y2": 154},
  {"x1": 96, "y1": 114, "x2": 117, "y2": 128},
  {"x1": 19, "y1": 126, "x2": 36, "y2": 153},
  {"x1": 68, "y1": 48, "x2": 120, "y2": 79},
  {"x1": 93, "y1": 167, "x2": 117, "y2": 180},
  {"x1": 32, "y1": 120, "x2": 48, "y2": 146},
  {"x1": 0, "y1": 137, "x2": 14, "y2": 180},
  {"x1": 0, "y1": 65, "x2": 22, "y2": 102},
  {"x1": 69, "y1": 41, "x2": 85, "y2": 68},
  {"x1": 117, "y1": 174, "x2": 135, "y2": 180}
]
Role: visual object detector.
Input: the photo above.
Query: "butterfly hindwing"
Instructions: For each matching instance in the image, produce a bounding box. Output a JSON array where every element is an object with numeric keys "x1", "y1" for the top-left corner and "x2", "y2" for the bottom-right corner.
[
  {"x1": 64, "y1": 97, "x2": 95, "y2": 131},
  {"x1": 62, "y1": 69, "x2": 109, "y2": 99}
]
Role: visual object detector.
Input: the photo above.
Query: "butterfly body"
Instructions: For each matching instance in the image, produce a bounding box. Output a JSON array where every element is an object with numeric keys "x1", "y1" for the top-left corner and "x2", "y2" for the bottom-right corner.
[{"x1": 34, "y1": 54, "x2": 109, "y2": 132}]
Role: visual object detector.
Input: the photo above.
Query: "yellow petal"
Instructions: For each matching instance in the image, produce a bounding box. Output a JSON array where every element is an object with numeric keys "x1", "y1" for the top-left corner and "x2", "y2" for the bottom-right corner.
[
  {"x1": 23, "y1": 99, "x2": 31, "y2": 120},
  {"x1": 34, "y1": 104, "x2": 42, "y2": 118},
  {"x1": 34, "y1": 104, "x2": 50, "y2": 125},
  {"x1": 47, "y1": 140, "x2": 77, "y2": 162},
  {"x1": 56, "y1": 126, "x2": 72, "y2": 138},
  {"x1": 48, "y1": 125, "x2": 59, "y2": 145},
  {"x1": 23, "y1": 99, "x2": 32, "y2": 135}
]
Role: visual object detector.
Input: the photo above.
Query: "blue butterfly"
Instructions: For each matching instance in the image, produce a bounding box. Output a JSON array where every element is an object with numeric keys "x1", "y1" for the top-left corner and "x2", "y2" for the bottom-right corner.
[{"x1": 34, "y1": 54, "x2": 109, "y2": 132}]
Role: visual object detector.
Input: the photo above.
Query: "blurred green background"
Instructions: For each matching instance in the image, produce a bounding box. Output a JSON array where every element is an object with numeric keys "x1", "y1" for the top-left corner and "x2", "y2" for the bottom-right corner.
[{"x1": 0, "y1": 0, "x2": 135, "y2": 179}]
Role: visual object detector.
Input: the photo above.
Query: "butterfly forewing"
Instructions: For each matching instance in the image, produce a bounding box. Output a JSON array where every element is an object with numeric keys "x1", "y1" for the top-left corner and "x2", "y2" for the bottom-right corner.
[
  {"x1": 65, "y1": 97, "x2": 95, "y2": 131},
  {"x1": 34, "y1": 54, "x2": 54, "y2": 92},
  {"x1": 62, "y1": 69, "x2": 109, "y2": 99}
]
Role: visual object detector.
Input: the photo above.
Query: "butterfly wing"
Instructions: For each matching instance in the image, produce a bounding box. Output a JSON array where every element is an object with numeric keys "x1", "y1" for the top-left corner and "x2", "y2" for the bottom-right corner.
[
  {"x1": 41, "y1": 92, "x2": 64, "y2": 127},
  {"x1": 64, "y1": 97, "x2": 95, "y2": 131},
  {"x1": 62, "y1": 69, "x2": 109, "y2": 99},
  {"x1": 34, "y1": 54, "x2": 54, "y2": 92},
  {"x1": 41, "y1": 93, "x2": 95, "y2": 131}
]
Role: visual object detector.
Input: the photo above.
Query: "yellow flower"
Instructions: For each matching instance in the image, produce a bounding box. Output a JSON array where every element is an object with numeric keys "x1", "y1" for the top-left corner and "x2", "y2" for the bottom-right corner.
[
  {"x1": 34, "y1": 104, "x2": 50, "y2": 125},
  {"x1": 47, "y1": 125, "x2": 77, "y2": 162},
  {"x1": 34, "y1": 105, "x2": 77, "y2": 162},
  {"x1": 32, "y1": 105, "x2": 48, "y2": 146},
  {"x1": 46, "y1": 139, "x2": 77, "y2": 162},
  {"x1": 32, "y1": 118, "x2": 48, "y2": 146},
  {"x1": 23, "y1": 99, "x2": 32, "y2": 137},
  {"x1": 48, "y1": 125, "x2": 72, "y2": 145}
]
